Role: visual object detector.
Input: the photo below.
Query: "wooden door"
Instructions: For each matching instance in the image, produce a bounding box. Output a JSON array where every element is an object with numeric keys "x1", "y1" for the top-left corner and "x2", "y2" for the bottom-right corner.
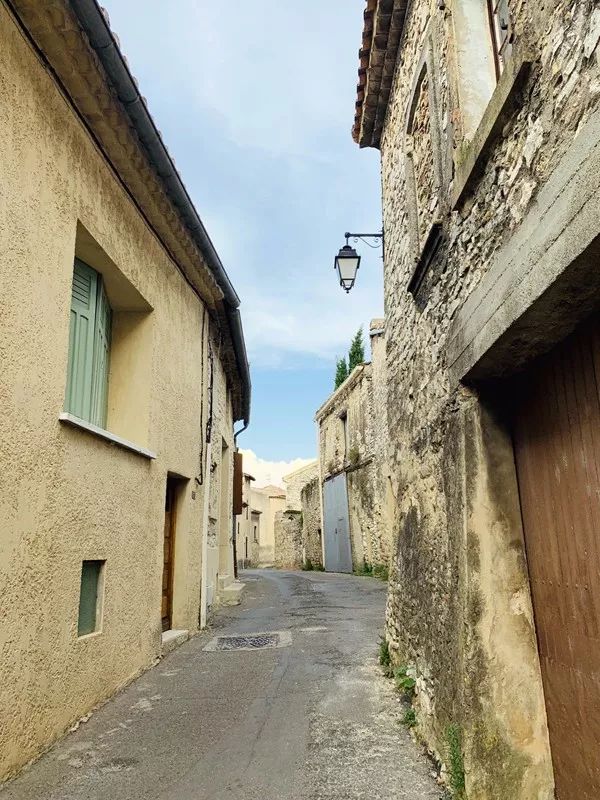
[
  {"x1": 513, "y1": 314, "x2": 600, "y2": 799},
  {"x1": 162, "y1": 479, "x2": 177, "y2": 632}
]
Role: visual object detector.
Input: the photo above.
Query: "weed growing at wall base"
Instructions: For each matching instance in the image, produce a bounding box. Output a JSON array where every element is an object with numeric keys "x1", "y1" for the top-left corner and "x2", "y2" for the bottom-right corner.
[
  {"x1": 379, "y1": 636, "x2": 393, "y2": 677},
  {"x1": 402, "y1": 707, "x2": 417, "y2": 728},
  {"x1": 372, "y1": 563, "x2": 389, "y2": 581},
  {"x1": 394, "y1": 665, "x2": 416, "y2": 698},
  {"x1": 446, "y1": 724, "x2": 466, "y2": 799}
]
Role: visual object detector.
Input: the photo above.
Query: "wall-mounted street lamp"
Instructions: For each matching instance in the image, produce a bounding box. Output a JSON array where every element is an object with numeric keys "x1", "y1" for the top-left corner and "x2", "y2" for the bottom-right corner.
[{"x1": 334, "y1": 231, "x2": 384, "y2": 292}]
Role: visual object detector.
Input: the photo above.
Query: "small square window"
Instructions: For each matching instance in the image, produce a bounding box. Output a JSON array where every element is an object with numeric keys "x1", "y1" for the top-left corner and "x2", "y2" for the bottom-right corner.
[{"x1": 78, "y1": 560, "x2": 105, "y2": 637}]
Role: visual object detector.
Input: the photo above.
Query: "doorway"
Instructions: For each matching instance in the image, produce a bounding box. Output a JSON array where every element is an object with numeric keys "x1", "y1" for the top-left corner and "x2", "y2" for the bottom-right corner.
[{"x1": 162, "y1": 476, "x2": 179, "y2": 632}]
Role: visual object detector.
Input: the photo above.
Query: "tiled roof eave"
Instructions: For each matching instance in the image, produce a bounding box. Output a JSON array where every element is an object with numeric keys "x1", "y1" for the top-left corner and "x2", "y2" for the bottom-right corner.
[{"x1": 352, "y1": 0, "x2": 408, "y2": 149}]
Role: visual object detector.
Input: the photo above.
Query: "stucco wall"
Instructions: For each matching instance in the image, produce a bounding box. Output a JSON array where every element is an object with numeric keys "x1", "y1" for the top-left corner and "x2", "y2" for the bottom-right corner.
[
  {"x1": 376, "y1": 0, "x2": 600, "y2": 796},
  {"x1": 0, "y1": 5, "x2": 235, "y2": 780},
  {"x1": 235, "y1": 475, "x2": 254, "y2": 567}
]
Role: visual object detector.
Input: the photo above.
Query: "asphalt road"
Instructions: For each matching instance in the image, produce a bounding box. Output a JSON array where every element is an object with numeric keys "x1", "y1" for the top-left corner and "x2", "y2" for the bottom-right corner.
[{"x1": 2, "y1": 570, "x2": 442, "y2": 799}]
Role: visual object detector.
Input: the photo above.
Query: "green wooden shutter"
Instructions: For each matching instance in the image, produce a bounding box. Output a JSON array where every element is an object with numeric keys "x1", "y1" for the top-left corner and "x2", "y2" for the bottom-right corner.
[
  {"x1": 90, "y1": 278, "x2": 111, "y2": 428},
  {"x1": 65, "y1": 259, "x2": 112, "y2": 427},
  {"x1": 66, "y1": 259, "x2": 98, "y2": 420}
]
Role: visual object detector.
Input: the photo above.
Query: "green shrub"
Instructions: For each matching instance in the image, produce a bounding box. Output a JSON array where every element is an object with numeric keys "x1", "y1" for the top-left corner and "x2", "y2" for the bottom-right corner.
[
  {"x1": 302, "y1": 559, "x2": 314, "y2": 571},
  {"x1": 354, "y1": 560, "x2": 373, "y2": 576}
]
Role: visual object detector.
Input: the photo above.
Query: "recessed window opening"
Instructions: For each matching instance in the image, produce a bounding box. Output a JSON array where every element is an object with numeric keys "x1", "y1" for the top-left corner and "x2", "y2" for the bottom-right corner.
[
  {"x1": 340, "y1": 411, "x2": 349, "y2": 459},
  {"x1": 451, "y1": 2, "x2": 500, "y2": 138},
  {"x1": 78, "y1": 559, "x2": 105, "y2": 637}
]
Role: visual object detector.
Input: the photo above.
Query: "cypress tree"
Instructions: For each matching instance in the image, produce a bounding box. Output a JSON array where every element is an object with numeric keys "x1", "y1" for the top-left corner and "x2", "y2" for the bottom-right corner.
[
  {"x1": 348, "y1": 326, "x2": 365, "y2": 372},
  {"x1": 334, "y1": 356, "x2": 349, "y2": 389}
]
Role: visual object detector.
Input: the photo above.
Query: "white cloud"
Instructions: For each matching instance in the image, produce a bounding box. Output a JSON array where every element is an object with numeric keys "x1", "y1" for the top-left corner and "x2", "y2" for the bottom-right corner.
[
  {"x1": 240, "y1": 449, "x2": 315, "y2": 489},
  {"x1": 101, "y1": 0, "x2": 384, "y2": 369}
]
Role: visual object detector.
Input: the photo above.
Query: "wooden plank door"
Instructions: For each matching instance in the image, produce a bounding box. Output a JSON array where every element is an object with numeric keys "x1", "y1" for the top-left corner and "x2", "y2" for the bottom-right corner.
[
  {"x1": 162, "y1": 479, "x2": 177, "y2": 632},
  {"x1": 513, "y1": 314, "x2": 600, "y2": 799}
]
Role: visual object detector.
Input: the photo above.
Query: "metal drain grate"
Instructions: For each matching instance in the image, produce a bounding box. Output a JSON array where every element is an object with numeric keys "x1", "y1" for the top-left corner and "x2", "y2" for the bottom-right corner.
[
  {"x1": 203, "y1": 630, "x2": 292, "y2": 652},
  {"x1": 217, "y1": 633, "x2": 279, "y2": 651}
]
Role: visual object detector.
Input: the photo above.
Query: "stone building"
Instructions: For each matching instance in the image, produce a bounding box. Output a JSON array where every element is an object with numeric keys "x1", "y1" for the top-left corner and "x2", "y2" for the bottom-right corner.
[
  {"x1": 315, "y1": 320, "x2": 391, "y2": 573},
  {"x1": 250, "y1": 485, "x2": 286, "y2": 566},
  {"x1": 282, "y1": 460, "x2": 319, "y2": 510},
  {"x1": 273, "y1": 509, "x2": 304, "y2": 569},
  {"x1": 0, "y1": 0, "x2": 249, "y2": 781},
  {"x1": 235, "y1": 472, "x2": 256, "y2": 569},
  {"x1": 300, "y1": 476, "x2": 323, "y2": 569},
  {"x1": 269, "y1": 461, "x2": 320, "y2": 570},
  {"x1": 352, "y1": 1, "x2": 600, "y2": 798}
]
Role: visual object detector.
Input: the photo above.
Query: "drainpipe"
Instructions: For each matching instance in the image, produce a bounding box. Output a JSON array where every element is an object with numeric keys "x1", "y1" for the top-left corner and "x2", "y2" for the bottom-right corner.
[
  {"x1": 200, "y1": 341, "x2": 215, "y2": 630},
  {"x1": 199, "y1": 436, "x2": 212, "y2": 629},
  {"x1": 232, "y1": 422, "x2": 249, "y2": 579}
]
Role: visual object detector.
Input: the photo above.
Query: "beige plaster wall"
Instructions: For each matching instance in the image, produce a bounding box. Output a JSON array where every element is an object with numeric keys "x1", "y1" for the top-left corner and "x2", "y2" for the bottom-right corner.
[
  {"x1": 235, "y1": 475, "x2": 255, "y2": 566},
  {"x1": 0, "y1": 5, "x2": 235, "y2": 780}
]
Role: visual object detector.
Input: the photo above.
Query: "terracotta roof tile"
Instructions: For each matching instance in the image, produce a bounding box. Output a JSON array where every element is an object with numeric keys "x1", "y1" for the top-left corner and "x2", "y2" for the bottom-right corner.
[{"x1": 352, "y1": 0, "x2": 409, "y2": 149}]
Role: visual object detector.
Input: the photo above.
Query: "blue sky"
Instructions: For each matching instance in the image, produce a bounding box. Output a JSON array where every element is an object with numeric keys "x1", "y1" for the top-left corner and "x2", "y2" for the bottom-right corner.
[{"x1": 102, "y1": 1, "x2": 383, "y2": 464}]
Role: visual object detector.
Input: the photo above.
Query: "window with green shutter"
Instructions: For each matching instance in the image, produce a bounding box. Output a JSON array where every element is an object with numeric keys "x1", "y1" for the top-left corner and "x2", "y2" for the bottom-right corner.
[
  {"x1": 65, "y1": 259, "x2": 112, "y2": 427},
  {"x1": 77, "y1": 559, "x2": 105, "y2": 637}
]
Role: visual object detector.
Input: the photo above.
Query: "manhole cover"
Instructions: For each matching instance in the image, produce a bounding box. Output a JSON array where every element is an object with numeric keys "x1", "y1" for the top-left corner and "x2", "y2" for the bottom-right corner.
[{"x1": 203, "y1": 630, "x2": 292, "y2": 652}]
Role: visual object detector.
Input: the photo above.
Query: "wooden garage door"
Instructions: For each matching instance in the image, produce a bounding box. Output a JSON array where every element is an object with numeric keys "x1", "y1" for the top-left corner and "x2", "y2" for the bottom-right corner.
[{"x1": 513, "y1": 315, "x2": 600, "y2": 800}]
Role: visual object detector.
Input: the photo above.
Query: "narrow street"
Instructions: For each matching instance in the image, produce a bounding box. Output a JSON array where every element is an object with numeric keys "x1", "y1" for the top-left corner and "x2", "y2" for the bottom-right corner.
[{"x1": 3, "y1": 571, "x2": 442, "y2": 800}]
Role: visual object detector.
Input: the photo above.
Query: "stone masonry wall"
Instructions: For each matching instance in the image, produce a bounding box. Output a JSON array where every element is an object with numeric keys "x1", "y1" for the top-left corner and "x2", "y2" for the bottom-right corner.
[
  {"x1": 301, "y1": 476, "x2": 322, "y2": 568},
  {"x1": 283, "y1": 461, "x2": 319, "y2": 511},
  {"x1": 377, "y1": 1, "x2": 600, "y2": 798},
  {"x1": 273, "y1": 510, "x2": 303, "y2": 570}
]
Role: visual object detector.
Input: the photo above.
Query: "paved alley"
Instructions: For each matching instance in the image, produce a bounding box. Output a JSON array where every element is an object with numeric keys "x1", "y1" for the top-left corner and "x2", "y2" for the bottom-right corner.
[{"x1": 2, "y1": 571, "x2": 442, "y2": 800}]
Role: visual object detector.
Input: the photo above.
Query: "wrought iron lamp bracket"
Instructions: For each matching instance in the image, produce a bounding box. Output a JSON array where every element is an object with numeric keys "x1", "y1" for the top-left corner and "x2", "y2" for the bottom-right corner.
[{"x1": 344, "y1": 231, "x2": 384, "y2": 250}]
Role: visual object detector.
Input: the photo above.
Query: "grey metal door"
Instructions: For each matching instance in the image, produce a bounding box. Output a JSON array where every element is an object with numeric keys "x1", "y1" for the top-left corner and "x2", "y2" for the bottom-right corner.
[{"x1": 322, "y1": 474, "x2": 352, "y2": 573}]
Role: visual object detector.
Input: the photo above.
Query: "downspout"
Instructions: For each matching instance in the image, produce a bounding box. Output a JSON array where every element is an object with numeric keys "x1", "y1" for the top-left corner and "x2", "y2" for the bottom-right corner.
[
  {"x1": 200, "y1": 340, "x2": 215, "y2": 630},
  {"x1": 231, "y1": 421, "x2": 249, "y2": 579}
]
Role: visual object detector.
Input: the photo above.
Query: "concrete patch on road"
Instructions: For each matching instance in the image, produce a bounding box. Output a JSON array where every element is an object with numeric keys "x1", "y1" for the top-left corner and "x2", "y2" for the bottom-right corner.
[{"x1": 299, "y1": 626, "x2": 329, "y2": 634}]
